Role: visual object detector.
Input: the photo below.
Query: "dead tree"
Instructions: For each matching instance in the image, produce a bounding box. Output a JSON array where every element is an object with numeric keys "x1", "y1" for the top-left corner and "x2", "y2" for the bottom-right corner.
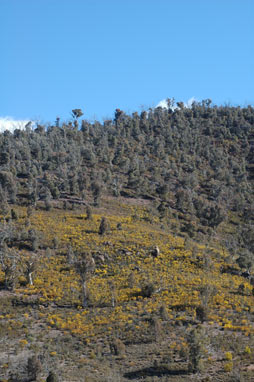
[{"x1": 24, "y1": 255, "x2": 37, "y2": 286}]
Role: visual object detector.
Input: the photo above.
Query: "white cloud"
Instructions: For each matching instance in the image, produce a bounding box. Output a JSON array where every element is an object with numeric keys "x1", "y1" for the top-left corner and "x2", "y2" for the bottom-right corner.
[
  {"x1": 184, "y1": 97, "x2": 196, "y2": 108},
  {"x1": 0, "y1": 117, "x2": 34, "y2": 133},
  {"x1": 156, "y1": 99, "x2": 170, "y2": 109},
  {"x1": 156, "y1": 97, "x2": 198, "y2": 110}
]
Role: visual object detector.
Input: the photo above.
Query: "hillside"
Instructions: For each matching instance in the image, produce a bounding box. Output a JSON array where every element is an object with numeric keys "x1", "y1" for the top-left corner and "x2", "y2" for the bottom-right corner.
[
  {"x1": 1, "y1": 101, "x2": 254, "y2": 251},
  {"x1": 0, "y1": 201, "x2": 254, "y2": 381},
  {"x1": 1, "y1": 101, "x2": 254, "y2": 381}
]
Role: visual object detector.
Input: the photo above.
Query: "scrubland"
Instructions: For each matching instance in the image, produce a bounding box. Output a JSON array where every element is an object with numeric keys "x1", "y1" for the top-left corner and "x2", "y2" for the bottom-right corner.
[{"x1": 0, "y1": 200, "x2": 254, "y2": 381}]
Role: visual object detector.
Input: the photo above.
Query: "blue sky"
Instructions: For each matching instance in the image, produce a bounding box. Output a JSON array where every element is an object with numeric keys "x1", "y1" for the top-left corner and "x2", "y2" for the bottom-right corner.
[{"x1": 1, "y1": 0, "x2": 253, "y2": 126}]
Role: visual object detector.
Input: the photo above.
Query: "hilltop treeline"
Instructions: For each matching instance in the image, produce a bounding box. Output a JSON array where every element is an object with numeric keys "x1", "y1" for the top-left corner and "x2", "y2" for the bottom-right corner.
[{"x1": 1, "y1": 100, "x2": 254, "y2": 258}]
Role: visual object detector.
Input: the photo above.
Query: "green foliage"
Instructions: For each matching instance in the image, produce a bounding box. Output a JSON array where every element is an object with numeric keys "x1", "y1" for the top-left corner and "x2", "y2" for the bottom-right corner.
[
  {"x1": 110, "y1": 338, "x2": 126, "y2": 356},
  {"x1": 196, "y1": 305, "x2": 208, "y2": 323},
  {"x1": 86, "y1": 205, "x2": 93, "y2": 220},
  {"x1": 11, "y1": 208, "x2": 18, "y2": 220},
  {"x1": 187, "y1": 326, "x2": 206, "y2": 373},
  {"x1": 46, "y1": 371, "x2": 59, "y2": 382},
  {"x1": 71, "y1": 108, "x2": 84, "y2": 119},
  {"x1": 1, "y1": 100, "x2": 254, "y2": 302},
  {"x1": 140, "y1": 281, "x2": 156, "y2": 298},
  {"x1": 27, "y1": 355, "x2": 42, "y2": 379},
  {"x1": 99, "y1": 217, "x2": 110, "y2": 235}
]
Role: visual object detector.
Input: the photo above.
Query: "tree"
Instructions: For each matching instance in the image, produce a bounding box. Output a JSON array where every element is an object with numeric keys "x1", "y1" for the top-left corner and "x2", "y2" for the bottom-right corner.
[
  {"x1": 166, "y1": 97, "x2": 175, "y2": 110},
  {"x1": 55, "y1": 116, "x2": 60, "y2": 127},
  {"x1": 27, "y1": 355, "x2": 42, "y2": 381},
  {"x1": 177, "y1": 101, "x2": 185, "y2": 109},
  {"x1": 86, "y1": 205, "x2": 93, "y2": 220},
  {"x1": 114, "y1": 108, "x2": 125, "y2": 127},
  {"x1": 0, "y1": 244, "x2": 19, "y2": 290},
  {"x1": 99, "y1": 217, "x2": 110, "y2": 235},
  {"x1": 74, "y1": 252, "x2": 95, "y2": 307},
  {"x1": 91, "y1": 181, "x2": 102, "y2": 206},
  {"x1": 0, "y1": 187, "x2": 9, "y2": 217},
  {"x1": 71, "y1": 108, "x2": 83, "y2": 120},
  {"x1": 187, "y1": 326, "x2": 206, "y2": 373},
  {"x1": 28, "y1": 229, "x2": 39, "y2": 251},
  {"x1": 236, "y1": 249, "x2": 253, "y2": 271}
]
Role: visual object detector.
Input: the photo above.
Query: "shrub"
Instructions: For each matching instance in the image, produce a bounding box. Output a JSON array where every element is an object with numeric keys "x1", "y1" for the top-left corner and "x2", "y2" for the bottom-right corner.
[
  {"x1": 225, "y1": 351, "x2": 233, "y2": 361},
  {"x1": 159, "y1": 303, "x2": 169, "y2": 320},
  {"x1": 128, "y1": 272, "x2": 136, "y2": 288},
  {"x1": 27, "y1": 355, "x2": 42, "y2": 380},
  {"x1": 27, "y1": 205, "x2": 34, "y2": 217},
  {"x1": 45, "y1": 198, "x2": 52, "y2": 211},
  {"x1": 116, "y1": 222, "x2": 122, "y2": 230},
  {"x1": 187, "y1": 326, "x2": 206, "y2": 373},
  {"x1": 52, "y1": 237, "x2": 59, "y2": 249},
  {"x1": 110, "y1": 338, "x2": 125, "y2": 356},
  {"x1": 244, "y1": 345, "x2": 251, "y2": 355},
  {"x1": 238, "y1": 283, "x2": 245, "y2": 295},
  {"x1": 152, "y1": 317, "x2": 163, "y2": 343},
  {"x1": 46, "y1": 371, "x2": 59, "y2": 382},
  {"x1": 196, "y1": 305, "x2": 208, "y2": 323},
  {"x1": 224, "y1": 361, "x2": 233, "y2": 372},
  {"x1": 99, "y1": 217, "x2": 110, "y2": 235},
  {"x1": 10, "y1": 209, "x2": 18, "y2": 220},
  {"x1": 86, "y1": 205, "x2": 93, "y2": 220},
  {"x1": 140, "y1": 282, "x2": 156, "y2": 298}
]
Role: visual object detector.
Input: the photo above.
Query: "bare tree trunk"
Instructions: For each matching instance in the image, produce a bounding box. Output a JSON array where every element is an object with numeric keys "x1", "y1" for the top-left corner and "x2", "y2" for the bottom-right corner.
[{"x1": 28, "y1": 272, "x2": 33, "y2": 286}]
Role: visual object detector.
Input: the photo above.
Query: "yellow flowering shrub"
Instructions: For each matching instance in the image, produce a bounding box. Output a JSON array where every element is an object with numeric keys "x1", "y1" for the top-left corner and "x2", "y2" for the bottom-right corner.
[{"x1": 2, "y1": 203, "x2": 254, "y2": 353}]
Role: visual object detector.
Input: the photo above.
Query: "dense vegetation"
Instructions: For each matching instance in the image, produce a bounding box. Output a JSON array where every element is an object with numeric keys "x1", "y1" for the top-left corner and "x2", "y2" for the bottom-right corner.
[
  {"x1": 1, "y1": 100, "x2": 254, "y2": 381},
  {"x1": 1, "y1": 101, "x2": 254, "y2": 244}
]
